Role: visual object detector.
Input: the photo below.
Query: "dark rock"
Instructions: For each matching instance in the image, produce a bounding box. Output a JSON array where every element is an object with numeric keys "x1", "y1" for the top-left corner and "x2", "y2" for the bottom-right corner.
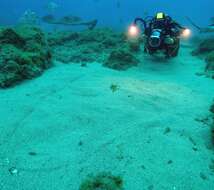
[
  {"x1": 0, "y1": 28, "x2": 25, "y2": 48},
  {"x1": 53, "y1": 46, "x2": 95, "y2": 63},
  {"x1": 205, "y1": 51, "x2": 214, "y2": 71},
  {"x1": 148, "y1": 185, "x2": 154, "y2": 190},
  {"x1": 192, "y1": 37, "x2": 214, "y2": 79},
  {"x1": 81, "y1": 63, "x2": 87, "y2": 67},
  {"x1": 210, "y1": 102, "x2": 214, "y2": 147},
  {"x1": 212, "y1": 125, "x2": 214, "y2": 146},
  {"x1": 204, "y1": 51, "x2": 214, "y2": 78},
  {"x1": 200, "y1": 172, "x2": 208, "y2": 180},
  {"x1": 192, "y1": 38, "x2": 214, "y2": 55},
  {"x1": 167, "y1": 160, "x2": 173, "y2": 164},
  {"x1": 104, "y1": 49, "x2": 139, "y2": 70},
  {"x1": 47, "y1": 28, "x2": 129, "y2": 64},
  {"x1": 110, "y1": 84, "x2": 119, "y2": 92},
  {"x1": 0, "y1": 26, "x2": 52, "y2": 88},
  {"x1": 209, "y1": 159, "x2": 214, "y2": 173},
  {"x1": 163, "y1": 127, "x2": 171, "y2": 135},
  {"x1": 210, "y1": 103, "x2": 214, "y2": 114},
  {"x1": 128, "y1": 39, "x2": 141, "y2": 52},
  {"x1": 79, "y1": 172, "x2": 123, "y2": 190},
  {"x1": 47, "y1": 31, "x2": 79, "y2": 46},
  {"x1": 28, "y1": 152, "x2": 37, "y2": 156}
]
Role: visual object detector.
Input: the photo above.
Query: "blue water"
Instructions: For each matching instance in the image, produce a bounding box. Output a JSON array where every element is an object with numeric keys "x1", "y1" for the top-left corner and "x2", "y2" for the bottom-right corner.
[{"x1": 1, "y1": 0, "x2": 214, "y2": 29}]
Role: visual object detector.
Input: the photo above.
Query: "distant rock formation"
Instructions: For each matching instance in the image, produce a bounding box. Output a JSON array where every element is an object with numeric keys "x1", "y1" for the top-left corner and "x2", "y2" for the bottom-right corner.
[
  {"x1": 0, "y1": 26, "x2": 52, "y2": 88},
  {"x1": 205, "y1": 51, "x2": 214, "y2": 79},
  {"x1": 18, "y1": 10, "x2": 40, "y2": 26},
  {"x1": 192, "y1": 37, "x2": 214, "y2": 79},
  {"x1": 46, "y1": 28, "x2": 137, "y2": 65},
  {"x1": 192, "y1": 38, "x2": 214, "y2": 55}
]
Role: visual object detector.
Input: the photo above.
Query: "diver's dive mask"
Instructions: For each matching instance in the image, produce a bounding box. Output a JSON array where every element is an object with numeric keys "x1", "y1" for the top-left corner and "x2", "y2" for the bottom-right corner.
[{"x1": 149, "y1": 29, "x2": 162, "y2": 48}]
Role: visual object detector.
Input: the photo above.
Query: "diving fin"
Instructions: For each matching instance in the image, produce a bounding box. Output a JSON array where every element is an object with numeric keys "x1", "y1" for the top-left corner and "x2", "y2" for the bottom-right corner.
[{"x1": 185, "y1": 16, "x2": 202, "y2": 31}]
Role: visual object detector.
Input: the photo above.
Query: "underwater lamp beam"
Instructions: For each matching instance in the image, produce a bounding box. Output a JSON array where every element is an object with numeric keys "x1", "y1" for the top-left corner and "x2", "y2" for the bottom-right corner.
[{"x1": 128, "y1": 17, "x2": 147, "y2": 38}]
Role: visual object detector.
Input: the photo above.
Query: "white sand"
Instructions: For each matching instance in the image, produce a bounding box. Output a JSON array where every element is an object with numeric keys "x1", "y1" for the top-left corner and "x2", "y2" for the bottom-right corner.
[{"x1": 0, "y1": 45, "x2": 214, "y2": 190}]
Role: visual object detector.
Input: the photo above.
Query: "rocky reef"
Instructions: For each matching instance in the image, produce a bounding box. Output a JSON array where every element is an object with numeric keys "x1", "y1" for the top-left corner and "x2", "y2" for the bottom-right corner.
[
  {"x1": 210, "y1": 102, "x2": 214, "y2": 145},
  {"x1": 104, "y1": 49, "x2": 139, "y2": 70},
  {"x1": 0, "y1": 26, "x2": 141, "y2": 88},
  {"x1": 205, "y1": 51, "x2": 214, "y2": 79},
  {"x1": 192, "y1": 37, "x2": 214, "y2": 78},
  {"x1": 192, "y1": 38, "x2": 214, "y2": 55},
  {"x1": 79, "y1": 172, "x2": 123, "y2": 190},
  {"x1": 47, "y1": 28, "x2": 140, "y2": 70},
  {"x1": 0, "y1": 26, "x2": 52, "y2": 88}
]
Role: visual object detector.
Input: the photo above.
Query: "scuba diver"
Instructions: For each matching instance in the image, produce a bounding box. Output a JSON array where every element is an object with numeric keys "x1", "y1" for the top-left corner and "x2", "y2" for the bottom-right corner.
[{"x1": 129, "y1": 12, "x2": 190, "y2": 58}]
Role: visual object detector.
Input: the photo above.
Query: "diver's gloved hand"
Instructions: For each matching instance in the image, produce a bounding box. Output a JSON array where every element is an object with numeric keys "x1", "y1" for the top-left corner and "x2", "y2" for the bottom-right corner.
[{"x1": 164, "y1": 36, "x2": 174, "y2": 45}]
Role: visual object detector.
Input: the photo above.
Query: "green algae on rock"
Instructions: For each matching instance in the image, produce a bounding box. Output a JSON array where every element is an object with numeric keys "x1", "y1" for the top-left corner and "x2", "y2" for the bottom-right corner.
[
  {"x1": 104, "y1": 49, "x2": 139, "y2": 70},
  {"x1": 0, "y1": 28, "x2": 25, "y2": 48},
  {"x1": 205, "y1": 51, "x2": 214, "y2": 78},
  {"x1": 210, "y1": 102, "x2": 214, "y2": 114},
  {"x1": 0, "y1": 26, "x2": 52, "y2": 88},
  {"x1": 192, "y1": 38, "x2": 214, "y2": 55},
  {"x1": 191, "y1": 37, "x2": 214, "y2": 79},
  {"x1": 79, "y1": 172, "x2": 123, "y2": 190},
  {"x1": 127, "y1": 38, "x2": 142, "y2": 52},
  {"x1": 210, "y1": 102, "x2": 214, "y2": 146},
  {"x1": 47, "y1": 28, "x2": 129, "y2": 64}
]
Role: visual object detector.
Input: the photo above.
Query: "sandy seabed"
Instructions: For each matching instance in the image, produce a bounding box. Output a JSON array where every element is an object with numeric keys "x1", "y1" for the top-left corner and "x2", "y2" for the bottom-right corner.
[{"x1": 0, "y1": 45, "x2": 214, "y2": 190}]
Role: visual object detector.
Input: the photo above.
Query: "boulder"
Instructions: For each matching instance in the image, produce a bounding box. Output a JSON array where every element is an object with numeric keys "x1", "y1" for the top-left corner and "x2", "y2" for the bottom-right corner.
[
  {"x1": 205, "y1": 51, "x2": 214, "y2": 70},
  {"x1": 0, "y1": 28, "x2": 25, "y2": 48},
  {"x1": 0, "y1": 26, "x2": 52, "y2": 88},
  {"x1": 192, "y1": 38, "x2": 214, "y2": 55},
  {"x1": 210, "y1": 102, "x2": 214, "y2": 146},
  {"x1": 79, "y1": 172, "x2": 123, "y2": 190},
  {"x1": 47, "y1": 28, "x2": 128, "y2": 64},
  {"x1": 104, "y1": 49, "x2": 139, "y2": 70},
  {"x1": 210, "y1": 102, "x2": 214, "y2": 114},
  {"x1": 205, "y1": 51, "x2": 214, "y2": 78},
  {"x1": 47, "y1": 31, "x2": 79, "y2": 46}
]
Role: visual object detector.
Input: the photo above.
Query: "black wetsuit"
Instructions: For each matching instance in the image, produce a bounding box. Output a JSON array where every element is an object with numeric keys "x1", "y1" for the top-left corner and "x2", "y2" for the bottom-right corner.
[
  {"x1": 145, "y1": 16, "x2": 184, "y2": 57},
  {"x1": 147, "y1": 16, "x2": 184, "y2": 37}
]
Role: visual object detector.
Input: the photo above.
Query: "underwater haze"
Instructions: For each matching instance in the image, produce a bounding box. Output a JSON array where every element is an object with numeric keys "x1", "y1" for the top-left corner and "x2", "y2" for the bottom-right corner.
[
  {"x1": 0, "y1": 1, "x2": 214, "y2": 190},
  {"x1": 0, "y1": 0, "x2": 214, "y2": 27}
]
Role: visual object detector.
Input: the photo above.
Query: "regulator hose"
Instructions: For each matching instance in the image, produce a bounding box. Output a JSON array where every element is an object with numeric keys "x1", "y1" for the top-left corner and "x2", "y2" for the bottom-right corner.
[{"x1": 134, "y1": 17, "x2": 147, "y2": 29}]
